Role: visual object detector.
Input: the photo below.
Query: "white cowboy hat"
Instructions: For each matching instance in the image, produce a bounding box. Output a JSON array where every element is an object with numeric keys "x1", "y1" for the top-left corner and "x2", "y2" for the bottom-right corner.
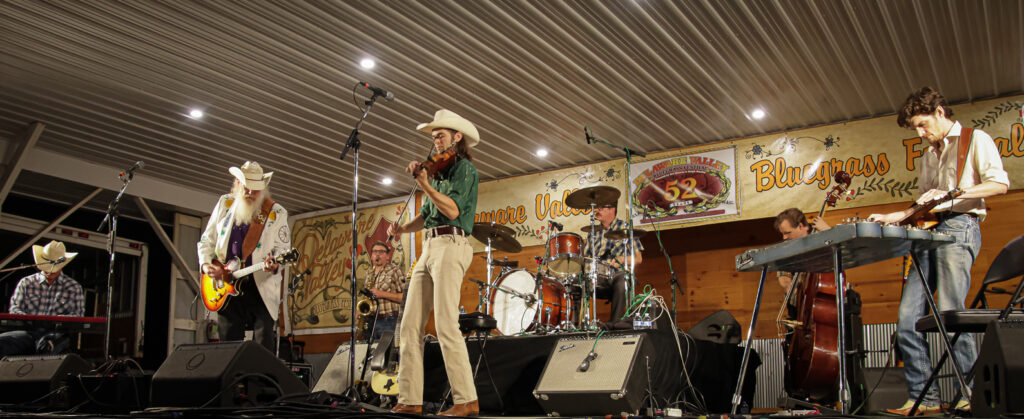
[
  {"x1": 228, "y1": 161, "x2": 273, "y2": 190},
  {"x1": 32, "y1": 240, "x2": 77, "y2": 274},
  {"x1": 416, "y1": 109, "x2": 480, "y2": 147}
]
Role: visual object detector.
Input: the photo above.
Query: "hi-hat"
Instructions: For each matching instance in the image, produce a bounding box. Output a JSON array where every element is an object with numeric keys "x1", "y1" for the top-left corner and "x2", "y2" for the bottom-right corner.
[
  {"x1": 580, "y1": 224, "x2": 605, "y2": 234},
  {"x1": 471, "y1": 222, "x2": 522, "y2": 253},
  {"x1": 565, "y1": 186, "x2": 620, "y2": 209},
  {"x1": 604, "y1": 228, "x2": 647, "y2": 240}
]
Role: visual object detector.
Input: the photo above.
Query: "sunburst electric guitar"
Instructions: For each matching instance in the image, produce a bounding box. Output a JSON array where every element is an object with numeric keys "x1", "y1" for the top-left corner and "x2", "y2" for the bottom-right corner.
[
  {"x1": 370, "y1": 260, "x2": 414, "y2": 396},
  {"x1": 201, "y1": 248, "x2": 299, "y2": 312}
]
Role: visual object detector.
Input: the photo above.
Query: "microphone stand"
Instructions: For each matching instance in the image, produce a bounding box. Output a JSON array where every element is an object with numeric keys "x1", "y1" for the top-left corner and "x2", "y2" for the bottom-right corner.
[
  {"x1": 338, "y1": 90, "x2": 385, "y2": 400},
  {"x1": 97, "y1": 170, "x2": 137, "y2": 359},
  {"x1": 585, "y1": 126, "x2": 646, "y2": 300},
  {"x1": 647, "y1": 209, "x2": 682, "y2": 323}
]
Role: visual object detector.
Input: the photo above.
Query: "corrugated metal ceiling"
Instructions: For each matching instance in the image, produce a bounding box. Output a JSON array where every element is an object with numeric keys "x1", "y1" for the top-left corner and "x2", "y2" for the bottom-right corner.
[{"x1": 1, "y1": 0, "x2": 1021, "y2": 215}]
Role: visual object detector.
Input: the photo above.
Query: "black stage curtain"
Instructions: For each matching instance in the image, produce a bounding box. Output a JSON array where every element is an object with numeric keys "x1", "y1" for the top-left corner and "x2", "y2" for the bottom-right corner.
[{"x1": 421, "y1": 326, "x2": 759, "y2": 415}]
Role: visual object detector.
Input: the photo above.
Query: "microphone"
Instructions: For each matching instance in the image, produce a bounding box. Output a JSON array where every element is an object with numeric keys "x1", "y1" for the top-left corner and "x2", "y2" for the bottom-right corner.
[
  {"x1": 577, "y1": 350, "x2": 598, "y2": 372},
  {"x1": 549, "y1": 220, "x2": 564, "y2": 232},
  {"x1": 359, "y1": 81, "x2": 395, "y2": 102},
  {"x1": 120, "y1": 161, "x2": 144, "y2": 180}
]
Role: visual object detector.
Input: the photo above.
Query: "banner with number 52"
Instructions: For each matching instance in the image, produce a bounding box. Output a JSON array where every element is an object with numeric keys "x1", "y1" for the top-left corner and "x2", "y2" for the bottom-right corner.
[{"x1": 629, "y1": 146, "x2": 739, "y2": 227}]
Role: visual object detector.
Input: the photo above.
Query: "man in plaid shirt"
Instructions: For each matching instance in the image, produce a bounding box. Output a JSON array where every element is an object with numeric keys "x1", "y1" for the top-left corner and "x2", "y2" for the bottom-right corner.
[
  {"x1": 0, "y1": 240, "x2": 84, "y2": 357},
  {"x1": 583, "y1": 203, "x2": 643, "y2": 329},
  {"x1": 363, "y1": 241, "x2": 406, "y2": 342}
]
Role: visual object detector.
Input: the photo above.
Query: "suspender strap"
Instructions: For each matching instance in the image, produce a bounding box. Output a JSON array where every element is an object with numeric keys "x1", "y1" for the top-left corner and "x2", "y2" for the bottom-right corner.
[
  {"x1": 242, "y1": 198, "x2": 276, "y2": 260},
  {"x1": 956, "y1": 128, "x2": 974, "y2": 189}
]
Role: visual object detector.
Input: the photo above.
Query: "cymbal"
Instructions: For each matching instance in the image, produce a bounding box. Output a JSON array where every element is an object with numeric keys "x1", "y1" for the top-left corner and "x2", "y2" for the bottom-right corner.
[
  {"x1": 565, "y1": 186, "x2": 620, "y2": 209},
  {"x1": 471, "y1": 222, "x2": 522, "y2": 253},
  {"x1": 478, "y1": 256, "x2": 519, "y2": 268},
  {"x1": 580, "y1": 224, "x2": 605, "y2": 234},
  {"x1": 604, "y1": 228, "x2": 647, "y2": 240}
]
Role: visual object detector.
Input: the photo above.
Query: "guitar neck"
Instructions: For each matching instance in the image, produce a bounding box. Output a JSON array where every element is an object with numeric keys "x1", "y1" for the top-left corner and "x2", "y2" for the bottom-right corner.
[{"x1": 232, "y1": 262, "x2": 266, "y2": 279}]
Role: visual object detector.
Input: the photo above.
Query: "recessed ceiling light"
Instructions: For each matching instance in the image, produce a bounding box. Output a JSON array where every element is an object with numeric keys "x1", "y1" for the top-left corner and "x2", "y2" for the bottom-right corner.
[
  {"x1": 750, "y1": 108, "x2": 766, "y2": 120},
  {"x1": 381, "y1": 177, "x2": 393, "y2": 185},
  {"x1": 536, "y1": 148, "x2": 548, "y2": 157},
  {"x1": 360, "y1": 58, "x2": 376, "y2": 69},
  {"x1": 188, "y1": 109, "x2": 204, "y2": 119}
]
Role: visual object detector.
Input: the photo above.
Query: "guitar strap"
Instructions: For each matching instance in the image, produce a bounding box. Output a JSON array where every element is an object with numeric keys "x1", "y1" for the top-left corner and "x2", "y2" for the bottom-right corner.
[
  {"x1": 956, "y1": 127, "x2": 974, "y2": 189},
  {"x1": 242, "y1": 198, "x2": 276, "y2": 260}
]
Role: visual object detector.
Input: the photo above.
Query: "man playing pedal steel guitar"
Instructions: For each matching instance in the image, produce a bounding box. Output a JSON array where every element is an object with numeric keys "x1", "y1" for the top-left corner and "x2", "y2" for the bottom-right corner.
[
  {"x1": 0, "y1": 240, "x2": 84, "y2": 357},
  {"x1": 387, "y1": 110, "x2": 480, "y2": 417},
  {"x1": 584, "y1": 202, "x2": 643, "y2": 329},
  {"x1": 362, "y1": 241, "x2": 405, "y2": 342},
  {"x1": 198, "y1": 161, "x2": 290, "y2": 353},
  {"x1": 868, "y1": 87, "x2": 1008, "y2": 415}
]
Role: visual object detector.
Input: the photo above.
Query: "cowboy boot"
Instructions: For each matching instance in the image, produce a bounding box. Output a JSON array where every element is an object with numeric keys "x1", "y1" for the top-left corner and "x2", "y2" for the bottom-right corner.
[
  {"x1": 390, "y1": 403, "x2": 422, "y2": 414},
  {"x1": 438, "y1": 400, "x2": 479, "y2": 417}
]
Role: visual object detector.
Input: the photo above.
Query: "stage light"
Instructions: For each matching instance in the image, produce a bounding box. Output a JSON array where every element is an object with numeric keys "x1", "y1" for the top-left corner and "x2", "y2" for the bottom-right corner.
[
  {"x1": 536, "y1": 148, "x2": 548, "y2": 157},
  {"x1": 188, "y1": 109, "x2": 204, "y2": 119},
  {"x1": 382, "y1": 177, "x2": 393, "y2": 185},
  {"x1": 360, "y1": 58, "x2": 376, "y2": 69},
  {"x1": 750, "y1": 108, "x2": 766, "y2": 120}
]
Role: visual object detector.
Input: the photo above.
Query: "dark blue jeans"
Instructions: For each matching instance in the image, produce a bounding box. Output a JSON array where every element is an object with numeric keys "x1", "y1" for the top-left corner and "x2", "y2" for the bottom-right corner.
[{"x1": 366, "y1": 315, "x2": 398, "y2": 342}]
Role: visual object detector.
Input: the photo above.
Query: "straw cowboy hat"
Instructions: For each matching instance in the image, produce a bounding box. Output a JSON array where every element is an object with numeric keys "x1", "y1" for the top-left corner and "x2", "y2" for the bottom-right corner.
[
  {"x1": 32, "y1": 240, "x2": 77, "y2": 273},
  {"x1": 416, "y1": 109, "x2": 480, "y2": 147},
  {"x1": 228, "y1": 161, "x2": 273, "y2": 190}
]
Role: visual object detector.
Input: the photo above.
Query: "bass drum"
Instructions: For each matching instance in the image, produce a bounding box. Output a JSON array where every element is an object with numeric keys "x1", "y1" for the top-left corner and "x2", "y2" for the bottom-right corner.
[{"x1": 488, "y1": 269, "x2": 564, "y2": 335}]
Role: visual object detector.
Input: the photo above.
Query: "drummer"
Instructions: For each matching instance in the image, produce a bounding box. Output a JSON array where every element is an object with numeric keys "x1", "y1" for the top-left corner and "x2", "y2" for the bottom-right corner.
[{"x1": 584, "y1": 202, "x2": 643, "y2": 329}]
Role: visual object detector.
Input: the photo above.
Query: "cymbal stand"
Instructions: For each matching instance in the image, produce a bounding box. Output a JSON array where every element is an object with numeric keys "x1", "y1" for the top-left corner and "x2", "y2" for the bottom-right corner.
[
  {"x1": 531, "y1": 256, "x2": 548, "y2": 334},
  {"x1": 483, "y1": 236, "x2": 495, "y2": 314},
  {"x1": 583, "y1": 203, "x2": 601, "y2": 330}
]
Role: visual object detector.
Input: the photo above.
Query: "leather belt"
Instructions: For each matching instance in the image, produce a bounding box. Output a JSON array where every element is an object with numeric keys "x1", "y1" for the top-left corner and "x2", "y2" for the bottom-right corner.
[
  {"x1": 425, "y1": 225, "x2": 466, "y2": 239},
  {"x1": 935, "y1": 211, "x2": 978, "y2": 221}
]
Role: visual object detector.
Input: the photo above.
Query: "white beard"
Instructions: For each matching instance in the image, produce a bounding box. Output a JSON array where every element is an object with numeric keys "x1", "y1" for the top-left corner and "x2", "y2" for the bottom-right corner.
[{"x1": 232, "y1": 193, "x2": 265, "y2": 226}]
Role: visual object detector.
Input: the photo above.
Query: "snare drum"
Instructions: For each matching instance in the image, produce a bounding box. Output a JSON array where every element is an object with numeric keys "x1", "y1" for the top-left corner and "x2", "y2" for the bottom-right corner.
[
  {"x1": 488, "y1": 269, "x2": 565, "y2": 335},
  {"x1": 546, "y1": 232, "x2": 583, "y2": 277}
]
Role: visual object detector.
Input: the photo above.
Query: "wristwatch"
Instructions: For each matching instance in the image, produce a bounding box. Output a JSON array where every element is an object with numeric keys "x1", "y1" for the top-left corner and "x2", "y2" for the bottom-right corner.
[{"x1": 946, "y1": 188, "x2": 963, "y2": 201}]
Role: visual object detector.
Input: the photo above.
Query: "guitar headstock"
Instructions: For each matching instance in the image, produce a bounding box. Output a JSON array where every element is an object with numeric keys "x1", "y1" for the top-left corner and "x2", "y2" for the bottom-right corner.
[{"x1": 276, "y1": 248, "x2": 300, "y2": 264}]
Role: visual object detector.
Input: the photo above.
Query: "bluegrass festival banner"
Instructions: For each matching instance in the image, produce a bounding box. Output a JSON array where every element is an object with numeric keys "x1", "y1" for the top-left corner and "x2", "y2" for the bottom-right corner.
[{"x1": 288, "y1": 202, "x2": 410, "y2": 331}]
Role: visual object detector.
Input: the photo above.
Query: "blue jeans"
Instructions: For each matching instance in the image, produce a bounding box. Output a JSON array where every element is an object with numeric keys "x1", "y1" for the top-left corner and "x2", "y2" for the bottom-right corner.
[
  {"x1": 897, "y1": 214, "x2": 980, "y2": 404},
  {"x1": 367, "y1": 315, "x2": 398, "y2": 342}
]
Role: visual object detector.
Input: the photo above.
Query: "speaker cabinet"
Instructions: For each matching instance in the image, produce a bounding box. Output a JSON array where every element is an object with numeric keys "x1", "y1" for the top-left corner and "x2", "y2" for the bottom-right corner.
[
  {"x1": 533, "y1": 333, "x2": 654, "y2": 416},
  {"x1": 0, "y1": 353, "x2": 91, "y2": 408},
  {"x1": 311, "y1": 342, "x2": 375, "y2": 394},
  {"x1": 150, "y1": 341, "x2": 308, "y2": 407},
  {"x1": 688, "y1": 309, "x2": 741, "y2": 344},
  {"x1": 972, "y1": 319, "x2": 1024, "y2": 416},
  {"x1": 855, "y1": 367, "x2": 908, "y2": 413}
]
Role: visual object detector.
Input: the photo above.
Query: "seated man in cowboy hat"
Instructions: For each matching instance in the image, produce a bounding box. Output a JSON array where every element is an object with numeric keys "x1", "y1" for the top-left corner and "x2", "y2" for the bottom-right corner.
[
  {"x1": 388, "y1": 109, "x2": 481, "y2": 416},
  {"x1": 583, "y1": 201, "x2": 643, "y2": 329},
  {"x1": 0, "y1": 240, "x2": 85, "y2": 357},
  {"x1": 198, "y1": 161, "x2": 290, "y2": 353}
]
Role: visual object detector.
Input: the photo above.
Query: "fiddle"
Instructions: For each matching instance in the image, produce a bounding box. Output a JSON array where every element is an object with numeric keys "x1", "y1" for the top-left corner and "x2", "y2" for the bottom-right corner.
[{"x1": 412, "y1": 145, "x2": 458, "y2": 179}]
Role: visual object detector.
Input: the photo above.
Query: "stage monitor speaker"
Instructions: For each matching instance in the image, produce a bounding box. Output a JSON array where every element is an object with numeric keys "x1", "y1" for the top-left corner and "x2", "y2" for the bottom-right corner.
[
  {"x1": 0, "y1": 353, "x2": 91, "y2": 408},
  {"x1": 855, "y1": 367, "x2": 908, "y2": 413},
  {"x1": 150, "y1": 341, "x2": 308, "y2": 408},
  {"x1": 533, "y1": 333, "x2": 654, "y2": 416},
  {"x1": 972, "y1": 319, "x2": 1024, "y2": 416},
  {"x1": 311, "y1": 342, "x2": 375, "y2": 394},
  {"x1": 688, "y1": 309, "x2": 740, "y2": 344}
]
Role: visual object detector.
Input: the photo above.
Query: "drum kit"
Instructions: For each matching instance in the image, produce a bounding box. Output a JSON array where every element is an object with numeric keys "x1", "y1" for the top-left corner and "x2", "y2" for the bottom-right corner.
[{"x1": 470, "y1": 185, "x2": 645, "y2": 334}]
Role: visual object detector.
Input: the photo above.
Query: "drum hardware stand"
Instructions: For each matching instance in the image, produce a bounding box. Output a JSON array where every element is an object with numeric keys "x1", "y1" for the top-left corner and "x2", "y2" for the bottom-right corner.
[
  {"x1": 531, "y1": 257, "x2": 548, "y2": 335},
  {"x1": 583, "y1": 203, "x2": 601, "y2": 330}
]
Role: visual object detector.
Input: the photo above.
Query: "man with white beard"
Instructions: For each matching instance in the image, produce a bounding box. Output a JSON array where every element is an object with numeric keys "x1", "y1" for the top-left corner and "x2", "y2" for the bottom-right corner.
[{"x1": 198, "y1": 161, "x2": 290, "y2": 352}]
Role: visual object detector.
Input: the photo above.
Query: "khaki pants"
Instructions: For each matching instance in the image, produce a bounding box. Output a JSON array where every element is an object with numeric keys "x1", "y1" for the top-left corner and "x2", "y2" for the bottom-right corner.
[{"x1": 398, "y1": 234, "x2": 477, "y2": 405}]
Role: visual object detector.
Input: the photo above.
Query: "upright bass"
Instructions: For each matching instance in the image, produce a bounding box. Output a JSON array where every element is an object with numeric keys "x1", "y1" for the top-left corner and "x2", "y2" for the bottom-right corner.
[{"x1": 775, "y1": 171, "x2": 852, "y2": 400}]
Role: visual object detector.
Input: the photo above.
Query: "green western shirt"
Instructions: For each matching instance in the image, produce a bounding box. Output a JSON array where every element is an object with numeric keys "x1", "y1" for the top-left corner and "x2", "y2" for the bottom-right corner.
[{"x1": 421, "y1": 158, "x2": 478, "y2": 234}]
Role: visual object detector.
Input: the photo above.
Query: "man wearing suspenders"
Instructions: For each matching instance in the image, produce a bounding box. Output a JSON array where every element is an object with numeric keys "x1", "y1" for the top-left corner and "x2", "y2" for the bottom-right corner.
[{"x1": 869, "y1": 87, "x2": 1009, "y2": 414}]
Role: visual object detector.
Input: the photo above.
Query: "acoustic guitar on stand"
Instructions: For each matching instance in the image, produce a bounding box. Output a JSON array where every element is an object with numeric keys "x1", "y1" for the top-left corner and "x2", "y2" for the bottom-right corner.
[{"x1": 201, "y1": 249, "x2": 299, "y2": 312}]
